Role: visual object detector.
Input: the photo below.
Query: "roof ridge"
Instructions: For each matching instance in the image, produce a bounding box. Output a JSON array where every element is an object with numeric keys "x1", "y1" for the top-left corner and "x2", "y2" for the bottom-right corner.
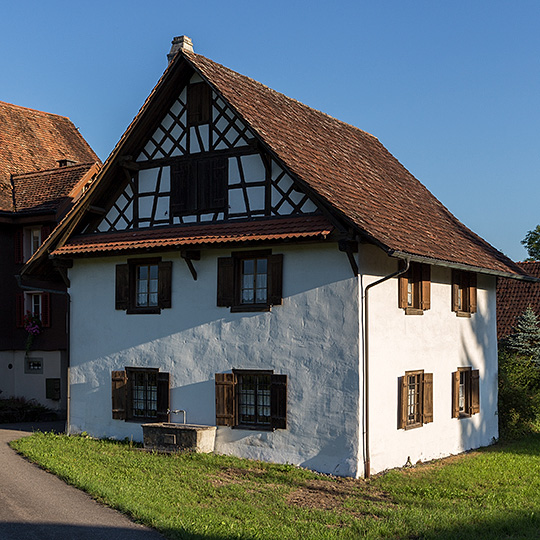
[
  {"x1": 0, "y1": 100, "x2": 71, "y2": 121},
  {"x1": 11, "y1": 161, "x2": 97, "y2": 179}
]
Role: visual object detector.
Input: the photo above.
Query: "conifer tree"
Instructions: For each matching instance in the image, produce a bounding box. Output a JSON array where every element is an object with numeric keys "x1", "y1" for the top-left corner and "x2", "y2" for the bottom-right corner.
[{"x1": 504, "y1": 306, "x2": 540, "y2": 364}]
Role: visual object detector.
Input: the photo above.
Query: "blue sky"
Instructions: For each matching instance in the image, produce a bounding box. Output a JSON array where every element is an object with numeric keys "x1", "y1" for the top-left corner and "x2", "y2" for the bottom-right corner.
[{"x1": 2, "y1": 1, "x2": 538, "y2": 261}]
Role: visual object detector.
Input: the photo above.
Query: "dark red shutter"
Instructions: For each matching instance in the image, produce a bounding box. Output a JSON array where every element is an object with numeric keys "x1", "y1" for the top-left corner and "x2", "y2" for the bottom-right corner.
[
  {"x1": 270, "y1": 374, "x2": 287, "y2": 430},
  {"x1": 41, "y1": 224, "x2": 51, "y2": 243},
  {"x1": 215, "y1": 372, "x2": 236, "y2": 426},
  {"x1": 171, "y1": 161, "x2": 196, "y2": 216},
  {"x1": 41, "y1": 293, "x2": 51, "y2": 328},
  {"x1": 423, "y1": 373, "x2": 434, "y2": 424},
  {"x1": 111, "y1": 370, "x2": 127, "y2": 420},
  {"x1": 16, "y1": 293, "x2": 25, "y2": 327},
  {"x1": 115, "y1": 264, "x2": 129, "y2": 310},
  {"x1": 156, "y1": 371, "x2": 170, "y2": 422},
  {"x1": 158, "y1": 261, "x2": 172, "y2": 309},
  {"x1": 217, "y1": 257, "x2": 235, "y2": 307},
  {"x1": 268, "y1": 254, "x2": 283, "y2": 306},
  {"x1": 14, "y1": 229, "x2": 24, "y2": 264}
]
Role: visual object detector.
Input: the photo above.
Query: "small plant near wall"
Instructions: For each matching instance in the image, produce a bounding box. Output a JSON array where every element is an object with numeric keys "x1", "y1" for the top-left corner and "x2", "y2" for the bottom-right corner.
[{"x1": 22, "y1": 312, "x2": 42, "y2": 354}]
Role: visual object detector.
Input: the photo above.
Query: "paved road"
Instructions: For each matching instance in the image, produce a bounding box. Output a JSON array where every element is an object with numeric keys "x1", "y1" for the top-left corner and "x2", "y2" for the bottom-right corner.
[{"x1": 0, "y1": 422, "x2": 165, "y2": 540}]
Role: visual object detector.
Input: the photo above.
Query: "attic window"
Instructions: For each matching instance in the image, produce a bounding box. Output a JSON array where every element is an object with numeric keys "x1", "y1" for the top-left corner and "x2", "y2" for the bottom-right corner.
[
  {"x1": 57, "y1": 159, "x2": 77, "y2": 167},
  {"x1": 187, "y1": 82, "x2": 211, "y2": 126}
]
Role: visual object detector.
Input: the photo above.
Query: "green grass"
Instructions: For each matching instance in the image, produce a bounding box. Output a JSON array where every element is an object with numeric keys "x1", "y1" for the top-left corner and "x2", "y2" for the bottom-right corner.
[{"x1": 10, "y1": 433, "x2": 540, "y2": 539}]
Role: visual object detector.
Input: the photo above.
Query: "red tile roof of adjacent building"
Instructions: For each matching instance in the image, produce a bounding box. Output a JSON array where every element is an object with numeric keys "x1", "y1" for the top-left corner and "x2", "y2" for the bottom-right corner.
[
  {"x1": 496, "y1": 261, "x2": 540, "y2": 339},
  {"x1": 0, "y1": 101, "x2": 99, "y2": 212},
  {"x1": 12, "y1": 162, "x2": 98, "y2": 215},
  {"x1": 52, "y1": 215, "x2": 334, "y2": 256}
]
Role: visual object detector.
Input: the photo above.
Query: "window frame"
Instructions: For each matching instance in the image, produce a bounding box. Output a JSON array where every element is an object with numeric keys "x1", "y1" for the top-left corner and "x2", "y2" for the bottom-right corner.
[
  {"x1": 398, "y1": 370, "x2": 433, "y2": 430},
  {"x1": 111, "y1": 367, "x2": 170, "y2": 423},
  {"x1": 452, "y1": 367, "x2": 480, "y2": 418},
  {"x1": 115, "y1": 258, "x2": 172, "y2": 314},
  {"x1": 16, "y1": 291, "x2": 51, "y2": 328},
  {"x1": 398, "y1": 262, "x2": 431, "y2": 315},
  {"x1": 451, "y1": 270, "x2": 477, "y2": 317},
  {"x1": 217, "y1": 250, "x2": 283, "y2": 312}
]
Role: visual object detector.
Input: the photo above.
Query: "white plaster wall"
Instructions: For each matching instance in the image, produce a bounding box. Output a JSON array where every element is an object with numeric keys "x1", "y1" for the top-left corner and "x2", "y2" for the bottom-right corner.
[
  {"x1": 361, "y1": 246, "x2": 499, "y2": 474},
  {"x1": 0, "y1": 350, "x2": 66, "y2": 411},
  {"x1": 67, "y1": 243, "x2": 362, "y2": 477}
]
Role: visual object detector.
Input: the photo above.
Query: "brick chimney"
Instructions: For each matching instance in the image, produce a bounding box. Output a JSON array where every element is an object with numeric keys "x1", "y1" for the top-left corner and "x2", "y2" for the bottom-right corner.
[{"x1": 168, "y1": 35, "x2": 194, "y2": 63}]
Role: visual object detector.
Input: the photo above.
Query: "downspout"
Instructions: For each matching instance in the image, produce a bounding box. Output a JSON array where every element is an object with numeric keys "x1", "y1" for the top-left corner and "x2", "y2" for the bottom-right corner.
[
  {"x1": 15, "y1": 276, "x2": 71, "y2": 433},
  {"x1": 362, "y1": 257, "x2": 409, "y2": 478}
]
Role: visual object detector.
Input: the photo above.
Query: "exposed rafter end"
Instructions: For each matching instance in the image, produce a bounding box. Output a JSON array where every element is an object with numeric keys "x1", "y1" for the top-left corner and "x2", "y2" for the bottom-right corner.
[
  {"x1": 338, "y1": 239, "x2": 359, "y2": 277},
  {"x1": 181, "y1": 250, "x2": 201, "y2": 281}
]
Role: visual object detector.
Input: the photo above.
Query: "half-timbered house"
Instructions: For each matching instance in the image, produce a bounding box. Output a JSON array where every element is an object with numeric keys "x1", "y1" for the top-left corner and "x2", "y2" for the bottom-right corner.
[{"x1": 23, "y1": 36, "x2": 532, "y2": 476}]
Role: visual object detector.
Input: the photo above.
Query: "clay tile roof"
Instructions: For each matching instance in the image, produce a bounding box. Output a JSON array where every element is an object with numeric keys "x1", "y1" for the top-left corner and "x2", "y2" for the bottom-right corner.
[
  {"x1": 496, "y1": 261, "x2": 540, "y2": 339},
  {"x1": 52, "y1": 216, "x2": 334, "y2": 257},
  {"x1": 179, "y1": 51, "x2": 525, "y2": 278},
  {"x1": 0, "y1": 101, "x2": 99, "y2": 212},
  {"x1": 11, "y1": 162, "x2": 97, "y2": 215}
]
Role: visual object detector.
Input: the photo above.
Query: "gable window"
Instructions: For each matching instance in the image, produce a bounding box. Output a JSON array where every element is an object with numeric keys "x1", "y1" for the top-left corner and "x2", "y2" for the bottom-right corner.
[
  {"x1": 398, "y1": 262, "x2": 430, "y2": 314},
  {"x1": 215, "y1": 370, "x2": 287, "y2": 430},
  {"x1": 16, "y1": 292, "x2": 51, "y2": 328},
  {"x1": 187, "y1": 82, "x2": 211, "y2": 126},
  {"x1": 115, "y1": 258, "x2": 172, "y2": 314},
  {"x1": 111, "y1": 367, "x2": 170, "y2": 422},
  {"x1": 15, "y1": 225, "x2": 51, "y2": 264},
  {"x1": 170, "y1": 157, "x2": 228, "y2": 216},
  {"x1": 451, "y1": 270, "x2": 477, "y2": 316},
  {"x1": 398, "y1": 370, "x2": 433, "y2": 429},
  {"x1": 452, "y1": 367, "x2": 480, "y2": 418},
  {"x1": 217, "y1": 250, "x2": 283, "y2": 312}
]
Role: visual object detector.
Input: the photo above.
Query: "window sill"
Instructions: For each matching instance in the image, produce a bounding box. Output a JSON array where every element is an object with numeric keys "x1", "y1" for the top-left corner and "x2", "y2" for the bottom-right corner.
[
  {"x1": 230, "y1": 304, "x2": 271, "y2": 313},
  {"x1": 126, "y1": 307, "x2": 162, "y2": 315},
  {"x1": 403, "y1": 422, "x2": 423, "y2": 430},
  {"x1": 404, "y1": 307, "x2": 424, "y2": 316},
  {"x1": 233, "y1": 424, "x2": 274, "y2": 432},
  {"x1": 455, "y1": 311, "x2": 472, "y2": 318}
]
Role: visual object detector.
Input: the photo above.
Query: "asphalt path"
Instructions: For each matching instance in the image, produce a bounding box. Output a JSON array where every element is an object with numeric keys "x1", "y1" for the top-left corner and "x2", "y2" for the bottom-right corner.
[{"x1": 0, "y1": 422, "x2": 165, "y2": 540}]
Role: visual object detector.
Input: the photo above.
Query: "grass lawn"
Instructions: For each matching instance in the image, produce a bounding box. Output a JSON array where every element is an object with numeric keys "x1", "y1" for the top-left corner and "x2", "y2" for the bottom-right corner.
[{"x1": 10, "y1": 433, "x2": 540, "y2": 539}]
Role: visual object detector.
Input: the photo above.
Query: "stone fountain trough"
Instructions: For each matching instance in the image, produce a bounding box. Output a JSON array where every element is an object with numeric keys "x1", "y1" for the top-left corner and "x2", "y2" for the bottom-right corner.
[{"x1": 141, "y1": 422, "x2": 217, "y2": 453}]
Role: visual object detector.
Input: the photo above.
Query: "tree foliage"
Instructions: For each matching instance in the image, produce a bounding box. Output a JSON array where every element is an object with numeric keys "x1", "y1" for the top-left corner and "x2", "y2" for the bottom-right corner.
[
  {"x1": 503, "y1": 305, "x2": 540, "y2": 364},
  {"x1": 521, "y1": 225, "x2": 540, "y2": 261}
]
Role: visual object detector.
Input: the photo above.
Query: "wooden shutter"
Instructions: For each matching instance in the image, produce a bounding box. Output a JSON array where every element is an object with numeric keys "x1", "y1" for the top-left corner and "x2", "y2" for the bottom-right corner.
[
  {"x1": 270, "y1": 374, "x2": 287, "y2": 430},
  {"x1": 14, "y1": 229, "x2": 24, "y2": 264},
  {"x1": 41, "y1": 293, "x2": 51, "y2": 328},
  {"x1": 469, "y1": 273, "x2": 477, "y2": 314},
  {"x1": 217, "y1": 257, "x2": 235, "y2": 307},
  {"x1": 16, "y1": 293, "x2": 25, "y2": 327},
  {"x1": 420, "y1": 264, "x2": 431, "y2": 310},
  {"x1": 422, "y1": 372, "x2": 433, "y2": 424},
  {"x1": 41, "y1": 224, "x2": 51, "y2": 243},
  {"x1": 451, "y1": 371, "x2": 460, "y2": 418},
  {"x1": 171, "y1": 161, "x2": 196, "y2": 216},
  {"x1": 156, "y1": 371, "x2": 170, "y2": 422},
  {"x1": 268, "y1": 254, "x2": 283, "y2": 306},
  {"x1": 158, "y1": 261, "x2": 172, "y2": 309},
  {"x1": 398, "y1": 376, "x2": 408, "y2": 429},
  {"x1": 115, "y1": 264, "x2": 129, "y2": 310},
  {"x1": 215, "y1": 372, "x2": 236, "y2": 426},
  {"x1": 398, "y1": 274, "x2": 408, "y2": 309},
  {"x1": 111, "y1": 370, "x2": 127, "y2": 420},
  {"x1": 187, "y1": 82, "x2": 211, "y2": 125},
  {"x1": 470, "y1": 369, "x2": 480, "y2": 415}
]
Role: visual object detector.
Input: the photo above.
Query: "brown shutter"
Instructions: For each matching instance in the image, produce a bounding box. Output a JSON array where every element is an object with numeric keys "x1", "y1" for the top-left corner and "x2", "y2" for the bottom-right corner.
[
  {"x1": 158, "y1": 261, "x2": 172, "y2": 309},
  {"x1": 469, "y1": 273, "x2": 477, "y2": 314},
  {"x1": 451, "y1": 270, "x2": 460, "y2": 312},
  {"x1": 171, "y1": 161, "x2": 196, "y2": 215},
  {"x1": 115, "y1": 264, "x2": 129, "y2": 310},
  {"x1": 420, "y1": 264, "x2": 431, "y2": 310},
  {"x1": 16, "y1": 293, "x2": 25, "y2": 327},
  {"x1": 111, "y1": 370, "x2": 127, "y2": 420},
  {"x1": 422, "y1": 372, "x2": 433, "y2": 424},
  {"x1": 156, "y1": 371, "x2": 170, "y2": 422},
  {"x1": 268, "y1": 254, "x2": 283, "y2": 306},
  {"x1": 215, "y1": 372, "x2": 236, "y2": 426},
  {"x1": 41, "y1": 224, "x2": 51, "y2": 243},
  {"x1": 210, "y1": 156, "x2": 228, "y2": 210},
  {"x1": 14, "y1": 229, "x2": 24, "y2": 264},
  {"x1": 398, "y1": 376, "x2": 408, "y2": 429},
  {"x1": 270, "y1": 374, "x2": 287, "y2": 430},
  {"x1": 41, "y1": 293, "x2": 51, "y2": 328},
  {"x1": 451, "y1": 371, "x2": 460, "y2": 418},
  {"x1": 217, "y1": 257, "x2": 235, "y2": 307},
  {"x1": 398, "y1": 274, "x2": 408, "y2": 309},
  {"x1": 470, "y1": 369, "x2": 480, "y2": 415},
  {"x1": 188, "y1": 82, "x2": 211, "y2": 125}
]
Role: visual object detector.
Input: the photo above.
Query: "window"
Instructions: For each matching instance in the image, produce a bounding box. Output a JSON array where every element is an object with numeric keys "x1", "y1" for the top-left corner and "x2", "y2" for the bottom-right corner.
[
  {"x1": 187, "y1": 82, "x2": 211, "y2": 126},
  {"x1": 111, "y1": 367, "x2": 170, "y2": 422},
  {"x1": 217, "y1": 250, "x2": 283, "y2": 312},
  {"x1": 398, "y1": 262, "x2": 430, "y2": 314},
  {"x1": 398, "y1": 370, "x2": 433, "y2": 429},
  {"x1": 14, "y1": 225, "x2": 51, "y2": 263},
  {"x1": 452, "y1": 367, "x2": 480, "y2": 418},
  {"x1": 115, "y1": 258, "x2": 172, "y2": 314},
  {"x1": 215, "y1": 370, "x2": 287, "y2": 430},
  {"x1": 451, "y1": 270, "x2": 477, "y2": 316},
  {"x1": 170, "y1": 157, "x2": 228, "y2": 216},
  {"x1": 16, "y1": 292, "x2": 51, "y2": 328}
]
